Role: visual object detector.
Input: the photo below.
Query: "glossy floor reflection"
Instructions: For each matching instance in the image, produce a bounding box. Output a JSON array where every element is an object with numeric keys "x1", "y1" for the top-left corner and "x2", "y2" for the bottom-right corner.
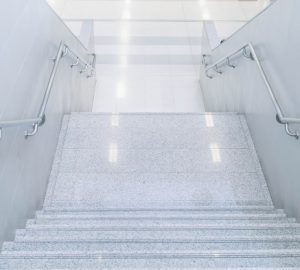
[
  {"x1": 55, "y1": 0, "x2": 272, "y2": 113},
  {"x1": 92, "y1": 20, "x2": 205, "y2": 112},
  {"x1": 45, "y1": 113, "x2": 272, "y2": 208}
]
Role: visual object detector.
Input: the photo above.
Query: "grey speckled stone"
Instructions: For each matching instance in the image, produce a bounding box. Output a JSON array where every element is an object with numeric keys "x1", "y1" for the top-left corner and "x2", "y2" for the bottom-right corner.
[
  {"x1": 27, "y1": 219, "x2": 295, "y2": 229},
  {"x1": 64, "y1": 115, "x2": 247, "y2": 152},
  {"x1": 40, "y1": 205, "x2": 280, "y2": 213},
  {"x1": 1, "y1": 251, "x2": 300, "y2": 269},
  {"x1": 44, "y1": 113, "x2": 273, "y2": 208},
  {"x1": 58, "y1": 148, "x2": 257, "y2": 173},
  {"x1": 29, "y1": 211, "x2": 291, "y2": 227},
  {"x1": 12, "y1": 209, "x2": 297, "y2": 220},
  {"x1": 3, "y1": 238, "x2": 300, "y2": 253},
  {"x1": 43, "y1": 115, "x2": 70, "y2": 208},
  {"x1": 0, "y1": 259, "x2": 298, "y2": 270},
  {"x1": 49, "y1": 172, "x2": 271, "y2": 208},
  {"x1": 3, "y1": 113, "x2": 299, "y2": 269},
  {"x1": 67, "y1": 113, "x2": 243, "y2": 130},
  {"x1": 14, "y1": 226, "x2": 300, "y2": 241}
]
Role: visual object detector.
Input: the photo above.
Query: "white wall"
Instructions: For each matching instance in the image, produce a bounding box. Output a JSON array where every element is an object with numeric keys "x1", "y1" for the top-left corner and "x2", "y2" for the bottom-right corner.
[
  {"x1": 58, "y1": 0, "x2": 269, "y2": 21},
  {"x1": 200, "y1": 0, "x2": 300, "y2": 218},
  {"x1": 47, "y1": 0, "x2": 68, "y2": 17},
  {"x1": 0, "y1": 0, "x2": 96, "y2": 246}
]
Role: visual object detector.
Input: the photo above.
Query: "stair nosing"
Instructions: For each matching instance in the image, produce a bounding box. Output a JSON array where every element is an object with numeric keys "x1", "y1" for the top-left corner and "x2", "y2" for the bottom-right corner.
[
  {"x1": 6, "y1": 236, "x2": 300, "y2": 244},
  {"x1": 23, "y1": 223, "x2": 300, "y2": 231},
  {"x1": 2, "y1": 249, "x2": 300, "y2": 259}
]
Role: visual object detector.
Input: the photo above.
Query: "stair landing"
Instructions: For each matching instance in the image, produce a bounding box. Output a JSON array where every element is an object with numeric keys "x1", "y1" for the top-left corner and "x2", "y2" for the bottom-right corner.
[{"x1": 44, "y1": 113, "x2": 272, "y2": 209}]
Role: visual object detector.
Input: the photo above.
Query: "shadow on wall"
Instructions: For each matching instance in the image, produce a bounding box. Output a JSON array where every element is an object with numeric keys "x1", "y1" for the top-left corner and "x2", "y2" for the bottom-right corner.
[
  {"x1": 0, "y1": 0, "x2": 96, "y2": 247},
  {"x1": 200, "y1": 0, "x2": 300, "y2": 219}
]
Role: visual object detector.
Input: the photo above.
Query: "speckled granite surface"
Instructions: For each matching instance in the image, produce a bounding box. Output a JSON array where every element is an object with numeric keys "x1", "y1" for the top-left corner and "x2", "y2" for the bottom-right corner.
[
  {"x1": 2, "y1": 113, "x2": 300, "y2": 269},
  {"x1": 44, "y1": 113, "x2": 272, "y2": 209}
]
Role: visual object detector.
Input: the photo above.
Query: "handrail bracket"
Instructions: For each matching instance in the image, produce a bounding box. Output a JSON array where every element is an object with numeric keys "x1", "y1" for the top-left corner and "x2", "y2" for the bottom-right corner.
[
  {"x1": 242, "y1": 47, "x2": 254, "y2": 61},
  {"x1": 226, "y1": 57, "x2": 236, "y2": 68},
  {"x1": 285, "y1": 124, "x2": 299, "y2": 140},
  {"x1": 24, "y1": 123, "x2": 39, "y2": 139},
  {"x1": 214, "y1": 65, "x2": 222, "y2": 74}
]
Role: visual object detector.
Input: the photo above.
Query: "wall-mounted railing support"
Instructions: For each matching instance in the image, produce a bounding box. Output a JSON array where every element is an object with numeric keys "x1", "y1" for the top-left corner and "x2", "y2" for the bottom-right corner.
[
  {"x1": 80, "y1": 64, "x2": 88, "y2": 74},
  {"x1": 276, "y1": 114, "x2": 300, "y2": 139},
  {"x1": 203, "y1": 42, "x2": 300, "y2": 139},
  {"x1": 0, "y1": 41, "x2": 96, "y2": 140},
  {"x1": 214, "y1": 65, "x2": 222, "y2": 74},
  {"x1": 70, "y1": 57, "x2": 79, "y2": 68},
  {"x1": 202, "y1": 54, "x2": 210, "y2": 68},
  {"x1": 205, "y1": 70, "x2": 213, "y2": 79},
  {"x1": 24, "y1": 123, "x2": 39, "y2": 138},
  {"x1": 226, "y1": 57, "x2": 236, "y2": 68},
  {"x1": 87, "y1": 54, "x2": 97, "y2": 78},
  {"x1": 62, "y1": 46, "x2": 68, "y2": 58},
  {"x1": 285, "y1": 124, "x2": 299, "y2": 139}
]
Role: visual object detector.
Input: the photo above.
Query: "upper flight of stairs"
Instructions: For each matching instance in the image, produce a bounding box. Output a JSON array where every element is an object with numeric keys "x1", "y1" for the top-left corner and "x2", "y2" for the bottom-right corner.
[{"x1": 1, "y1": 113, "x2": 300, "y2": 269}]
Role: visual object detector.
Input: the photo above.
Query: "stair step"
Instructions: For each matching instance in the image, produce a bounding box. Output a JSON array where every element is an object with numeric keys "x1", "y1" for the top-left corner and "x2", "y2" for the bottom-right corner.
[
  {"x1": 41, "y1": 206, "x2": 278, "y2": 215},
  {"x1": 27, "y1": 217, "x2": 294, "y2": 227},
  {"x1": 23, "y1": 223, "x2": 300, "y2": 230},
  {"x1": 3, "y1": 237, "x2": 300, "y2": 252},
  {"x1": 0, "y1": 267, "x2": 300, "y2": 270},
  {"x1": 1, "y1": 250, "x2": 300, "y2": 268},
  {"x1": 0, "y1": 268, "x2": 300, "y2": 270},
  {"x1": 35, "y1": 211, "x2": 287, "y2": 219},
  {"x1": 36, "y1": 209, "x2": 285, "y2": 220},
  {"x1": 15, "y1": 224, "x2": 300, "y2": 240}
]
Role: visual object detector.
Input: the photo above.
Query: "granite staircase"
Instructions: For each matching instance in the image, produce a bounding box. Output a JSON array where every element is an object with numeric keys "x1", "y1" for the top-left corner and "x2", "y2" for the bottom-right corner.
[{"x1": 1, "y1": 113, "x2": 300, "y2": 269}]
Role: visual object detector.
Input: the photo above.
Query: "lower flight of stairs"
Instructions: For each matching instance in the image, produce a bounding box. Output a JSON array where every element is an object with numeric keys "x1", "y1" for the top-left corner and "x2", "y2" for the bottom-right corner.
[
  {"x1": 1, "y1": 113, "x2": 300, "y2": 269},
  {"x1": 1, "y1": 207, "x2": 300, "y2": 268}
]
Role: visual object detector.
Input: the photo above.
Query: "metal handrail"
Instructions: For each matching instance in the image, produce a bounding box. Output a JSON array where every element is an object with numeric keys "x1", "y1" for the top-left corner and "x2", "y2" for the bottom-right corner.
[
  {"x1": 0, "y1": 41, "x2": 96, "y2": 139},
  {"x1": 203, "y1": 42, "x2": 300, "y2": 139}
]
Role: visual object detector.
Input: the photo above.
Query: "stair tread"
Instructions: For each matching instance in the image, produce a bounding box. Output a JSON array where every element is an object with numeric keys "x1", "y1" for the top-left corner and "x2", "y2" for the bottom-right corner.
[
  {"x1": 3, "y1": 249, "x2": 300, "y2": 257},
  {"x1": 22, "y1": 223, "x2": 300, "y2": 230},
  {"x1": 7, "y1": 235, "x2": 300, "y2": 242},
  {"x1": 42, "y1": 206, "x2": 277, "y2": 211},
  {"x1": 1, "y1": 268, "x2": 300, "y2": 270}
]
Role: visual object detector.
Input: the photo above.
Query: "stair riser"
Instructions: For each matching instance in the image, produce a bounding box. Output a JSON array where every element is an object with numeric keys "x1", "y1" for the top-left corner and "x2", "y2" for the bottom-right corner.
[
  {"x1": 28, "y1": 218, "x2": 293, "y2": 227},
  {"x1": 3, "y1": 241, "x2": 300, "y2": 253},
  {"x1": 36, "y1": 211, "x2": 286, "y2": 218},
  {"x1": 36, "y1": 214, "x2": 286, "y2": 220},
  {"x1": 1, "y1": 256, "x2": 300, "y2": 268},
  {"x1": 16, "y1": 228, "x2": 300, "y2": 240},
  {"x1": 40, "y1": 208, "x2": 281, "y2": 216}
]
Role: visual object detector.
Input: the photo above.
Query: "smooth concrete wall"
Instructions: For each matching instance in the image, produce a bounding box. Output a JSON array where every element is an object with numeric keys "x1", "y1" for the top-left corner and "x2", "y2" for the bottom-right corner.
[
  {"x1": 0, "y1": 0, "x2": 96, "y2": 246},
  {"x1": 200, "y1": 0, "x2": 300, "y2": 219}
]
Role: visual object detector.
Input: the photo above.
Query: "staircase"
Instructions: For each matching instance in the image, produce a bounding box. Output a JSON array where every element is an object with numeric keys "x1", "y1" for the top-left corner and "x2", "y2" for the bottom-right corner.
[{"x1": 1, "y1": 113, "x2": 300, "y2": 268}]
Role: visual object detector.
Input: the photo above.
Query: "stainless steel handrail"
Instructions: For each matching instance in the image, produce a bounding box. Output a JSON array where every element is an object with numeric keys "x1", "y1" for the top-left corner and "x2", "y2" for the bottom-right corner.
[
  {"x1": 203, "y1": 42, "x2": 300, "y2": 139},
  {"x1": 0, "y1": 41, "x2": 96, "y2": 139}
]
